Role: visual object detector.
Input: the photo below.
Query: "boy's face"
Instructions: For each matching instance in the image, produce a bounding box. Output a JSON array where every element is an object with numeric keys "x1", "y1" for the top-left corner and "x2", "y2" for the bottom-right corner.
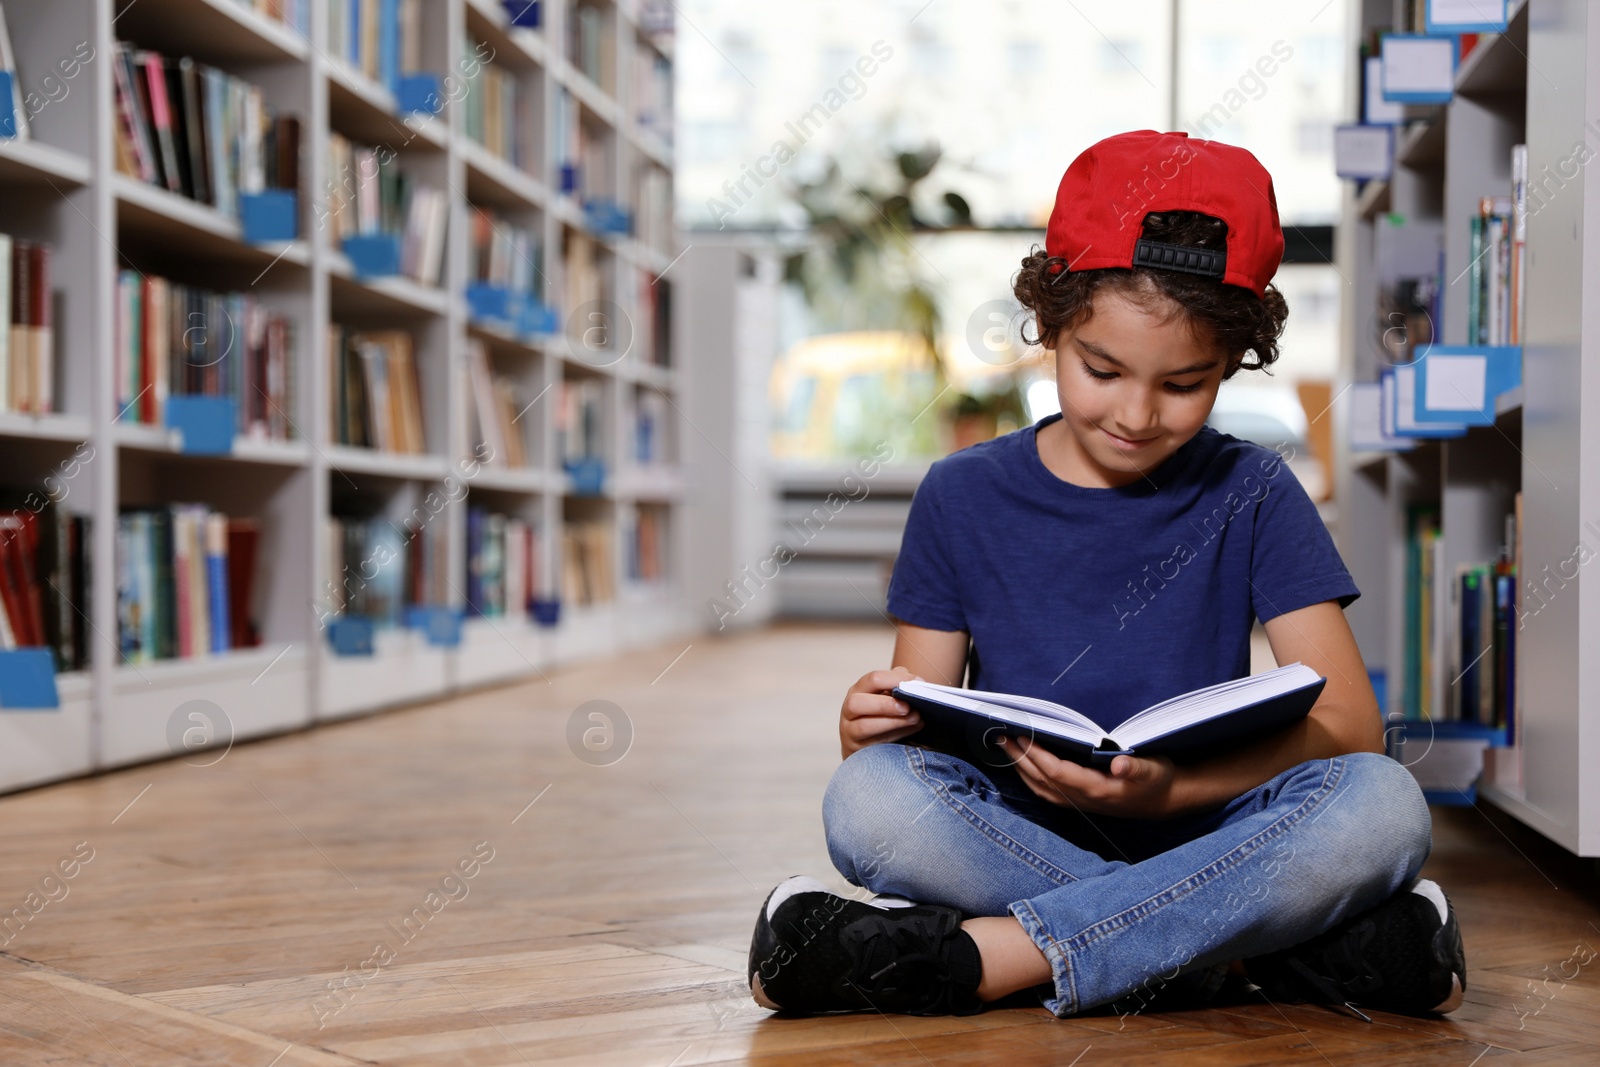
[{"x1": 1046, "y1": 289, "x2": 1230, "y2": 489}]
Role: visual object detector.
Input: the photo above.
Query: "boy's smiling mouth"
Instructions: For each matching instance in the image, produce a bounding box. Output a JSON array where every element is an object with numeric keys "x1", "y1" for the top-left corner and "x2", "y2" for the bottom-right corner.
[{"x1": 1102, "y1": 428, "x2": 1160, "y2": 451}]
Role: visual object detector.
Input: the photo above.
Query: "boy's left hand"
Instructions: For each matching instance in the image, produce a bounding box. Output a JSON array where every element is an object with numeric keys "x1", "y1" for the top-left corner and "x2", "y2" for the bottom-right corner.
[{"x1": 999, "y1": 736, "x2": 1178, "y2": 818}]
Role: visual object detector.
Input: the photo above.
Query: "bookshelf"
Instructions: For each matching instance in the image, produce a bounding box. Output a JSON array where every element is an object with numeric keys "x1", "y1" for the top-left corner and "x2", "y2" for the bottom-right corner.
[
  {"x1": 1335, "y1": 0, "x2": 1600, "y2": 853},
  {"x1": 0, "y1": 0, "x2": 689, "y2": 793}
]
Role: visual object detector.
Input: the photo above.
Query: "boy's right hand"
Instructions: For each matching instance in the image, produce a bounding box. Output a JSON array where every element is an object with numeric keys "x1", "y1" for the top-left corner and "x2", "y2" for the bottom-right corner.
[{"x1": 840, "y1": 667, "x2": 923, "y2": 758}]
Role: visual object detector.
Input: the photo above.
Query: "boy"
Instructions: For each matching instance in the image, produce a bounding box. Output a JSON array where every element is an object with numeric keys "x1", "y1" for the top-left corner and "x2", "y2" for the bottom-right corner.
[{"x1": 746, "y1": 131, "x2": 1465, "y2": 1020}]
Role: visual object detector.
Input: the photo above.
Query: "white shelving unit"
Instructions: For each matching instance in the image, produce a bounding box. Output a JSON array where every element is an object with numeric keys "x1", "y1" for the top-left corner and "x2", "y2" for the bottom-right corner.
[
  {"x1": 0, "y1": 0, "x2": 694, "y2": 792},
  {"x1": 1335, "y1": 0, "x2": 1600, "y2": 854}
]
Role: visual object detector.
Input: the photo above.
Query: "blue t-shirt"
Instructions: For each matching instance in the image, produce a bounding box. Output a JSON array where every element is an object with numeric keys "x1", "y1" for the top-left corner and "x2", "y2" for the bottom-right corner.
[{"x1": 887, "y1": 414, "x2": 1359, "y2": 733}]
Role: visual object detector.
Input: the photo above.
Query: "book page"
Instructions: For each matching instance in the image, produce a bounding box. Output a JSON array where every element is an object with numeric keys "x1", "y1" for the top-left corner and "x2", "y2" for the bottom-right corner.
[
  {"x1": 1110, "y1": 663, "x2": 1320, "y2": 749},
  {"x1": 894, "y1": 681, "x2": 1105, "y2": 744}
]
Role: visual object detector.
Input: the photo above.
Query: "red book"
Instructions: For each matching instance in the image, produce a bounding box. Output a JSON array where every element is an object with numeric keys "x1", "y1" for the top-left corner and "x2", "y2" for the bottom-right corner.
[
  {"x1": 0, "y1": 518, "x2": 31, "y2": 645},
  {"x1": 172, "y1": 507, "x2": 192, "y2": 658},
  {"x1": 140, "y1": 276, "x2": 159, "y2": 424},
  {"x1": 0, "y1": 511, "x2": 45, "y2": 646},
  {"x1": 139, "y1": 52, "x2": 183, "y2": 195},
  {"x1": 226, "y1": 519, "x2": 259, "y2": 648}
]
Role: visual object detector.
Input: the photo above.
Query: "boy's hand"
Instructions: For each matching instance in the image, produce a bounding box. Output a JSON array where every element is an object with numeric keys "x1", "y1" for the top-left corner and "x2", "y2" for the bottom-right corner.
[
  {"x1": 1000, "y1": 736, "x2": 1179, "y2": 819},
  {"x1": 840, "y1": 667, "x2": 924, "y2": 758}
]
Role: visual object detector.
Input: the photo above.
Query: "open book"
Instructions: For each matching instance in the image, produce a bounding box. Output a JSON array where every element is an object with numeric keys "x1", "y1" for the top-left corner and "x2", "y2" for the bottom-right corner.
[{"x1": 892, "y1": 663, "x2": 1326, "y2": 768}]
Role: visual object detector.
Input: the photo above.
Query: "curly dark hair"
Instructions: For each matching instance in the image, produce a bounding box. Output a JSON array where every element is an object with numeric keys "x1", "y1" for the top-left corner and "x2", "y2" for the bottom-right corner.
[{"x1": 1012, "y1": 211, "x2": 1289, "y2": 377}]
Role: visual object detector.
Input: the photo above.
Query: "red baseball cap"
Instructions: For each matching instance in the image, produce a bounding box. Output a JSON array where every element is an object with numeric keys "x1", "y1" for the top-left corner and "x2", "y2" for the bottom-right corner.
[{"x1": 1044, "y1": 130, "x2": 1284, "y2": 298}]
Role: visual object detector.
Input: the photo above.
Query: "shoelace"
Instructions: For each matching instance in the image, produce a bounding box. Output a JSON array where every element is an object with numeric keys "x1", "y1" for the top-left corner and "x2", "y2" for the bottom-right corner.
[
  {"x1": 1284, "y1": 918, "x2": 1382, "y2": 1023},
  {"x1": 838, "y1": 913, "x2": 971, "y2": 1014}
]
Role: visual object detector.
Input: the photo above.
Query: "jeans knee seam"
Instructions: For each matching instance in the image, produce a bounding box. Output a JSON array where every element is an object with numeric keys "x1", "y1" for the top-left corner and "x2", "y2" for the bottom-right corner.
[
  {"x1": 905, "y1": 747, "x2": 1080, "y2": 887},
  {"x1": 1064, "y1": 757, "x2": 1349, "y2": 954}
]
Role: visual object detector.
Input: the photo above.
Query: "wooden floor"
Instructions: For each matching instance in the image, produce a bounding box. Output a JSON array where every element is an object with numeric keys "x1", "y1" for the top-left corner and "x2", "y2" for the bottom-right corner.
[{"x1": 2, "y1": 622, "x2": 1599, "y2": 1065}]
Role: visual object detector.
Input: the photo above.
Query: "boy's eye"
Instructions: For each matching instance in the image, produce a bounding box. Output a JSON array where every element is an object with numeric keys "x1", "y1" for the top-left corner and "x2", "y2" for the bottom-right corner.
[
  {"x1": 1165, "y1": 380, "x2": 1205, "y2": 394},
  {"x1": 1079, "y1": 361, "x2": 1117, "y2": 381}
]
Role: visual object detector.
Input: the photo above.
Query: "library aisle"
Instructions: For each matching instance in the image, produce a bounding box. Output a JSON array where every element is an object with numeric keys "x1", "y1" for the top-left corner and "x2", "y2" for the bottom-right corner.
[{"x1": 2, "y1": 623, "x2": 1598, "y2": 1066}]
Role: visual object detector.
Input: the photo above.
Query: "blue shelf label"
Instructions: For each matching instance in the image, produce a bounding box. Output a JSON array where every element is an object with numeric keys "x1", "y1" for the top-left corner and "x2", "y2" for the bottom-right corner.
[
  {"x1": 1411, "y1": 345, "x2": 1521, "y2": 426},
  {"x1": 344, "y1": 233, "x2": 402, "y2": 279},
  {"x1": 532, "y1": 597, "x2": 561, "y2": 627},
  {"x1": 241, "y1": 190, "x2": 299, "y2": 243},
  {"x1": 0, "y1": 649, "x2": 59, "y2": 710},
  {"x1": 517, "y1": 299, "x2": 559, "y2": 336},
  {"x1": 0, "y1": 73, "x2": 15, "y2": 139},
  {"x1": 564, "y1": 457, "x2": 607, "y2": 496},
  {"x1": 466, "y1": 283, "x2": 514, "y2": 324},
  {"x1": 397, "y1": 73, "x2": 442, "y2": 116},
  {"x1": 328, "y1": 616, "x2": 376, "y2": 657},
  {"x1": 582, "y1": 198, "x2": 633, "y2": 236},
  {"x1": 165, "y1": 395, "x2": 236, "y2": 455},
  {"x1": 504, "y1": 0, "x2": 541, "y2": 27}
]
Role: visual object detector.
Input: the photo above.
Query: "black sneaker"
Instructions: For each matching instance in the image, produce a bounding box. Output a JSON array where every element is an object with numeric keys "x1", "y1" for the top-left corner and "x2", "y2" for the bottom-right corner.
[
  {"x1": 747, "y1": 876, "x2": 984, "y2": 1016},
  {"x1": 1243, "y1": 879, "x2": 1466, "y2": 1019}
]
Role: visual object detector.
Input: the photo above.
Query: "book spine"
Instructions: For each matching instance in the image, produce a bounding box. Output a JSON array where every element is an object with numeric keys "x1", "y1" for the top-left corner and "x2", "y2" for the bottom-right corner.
[
  {"x1": 141, "y1": 53, "x2": 184, "y2": 195},
  {"x1": 1467, "y1": 212, "x2": 1484, "y2": 347},
  {"x1": 206, "y1": 513, "x2": 230, "y2": 654}
]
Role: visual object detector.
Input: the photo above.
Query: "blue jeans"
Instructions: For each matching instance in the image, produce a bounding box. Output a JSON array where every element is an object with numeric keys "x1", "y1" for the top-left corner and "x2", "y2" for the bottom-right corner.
[{"x1": 823, "y1": 744, "x2": 1432, "y2": 1017}]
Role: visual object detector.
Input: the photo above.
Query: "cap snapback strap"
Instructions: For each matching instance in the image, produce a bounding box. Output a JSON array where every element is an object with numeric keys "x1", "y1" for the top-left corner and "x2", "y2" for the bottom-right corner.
[{"x1": 1132, "y1": 239, "x2": 1226, "y2": 280}]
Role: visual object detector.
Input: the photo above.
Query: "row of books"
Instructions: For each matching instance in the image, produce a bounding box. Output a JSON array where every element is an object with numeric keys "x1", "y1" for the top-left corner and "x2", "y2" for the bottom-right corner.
[
  {"x1": 556, "y1": 228, "x2": 605, "y2": 331},
  {"x1": 1468, "y1": 144, "x2": 1528, "y2": 347},
  {"x1": 1402, "y1": 498, "x2": 1520, "y2": 728},
  {"x1": 327, "y1": 0, "x2": 424, "y2": 95},
  {"x1": 632, "y1": 42, "x2": 673, "y2": 144},
  {"x1": 634, "y1": 166, "x2": 671, "y2": 254},
  {"x1": 465, "y1": 507, "x2": 539, "y2": 618},
  {"x1": 0, "y1": 500, "x2": 89, "y2": 673},
  {"x1": 113, "y1": 43, "x2": 299, "y2": 219},
  {"x1": 469, "y1": 207, "x2": 543, "y2": 299},
  {"x1": 234, "y1": 1, "x2": 310, "y2": 33},
  {"x1": 116, "y1": 507, "x2": 261, "y2": 663},
  {"x1": 628, "y1": 387, "x2": 668, "y2": 465},
  {"x1": 1, "y1": 236, "x2": 53, "y2": 415},
  {"x1": 627, "y1": 508, "x2": 666, "y2": 583},
  {"x1": 324, "y1": 133, "x2": 403, "y2": 241},
  {"x1": 557, "y1": 378, "x2": 605, "y2": 467},
  {"x1": 569, "y1": 2, "x2": 615, "y2": 91},
  {"x1": 562, "y1": 520, "x2": 615, "y2": 606},
  {"x1": 324, "y1": 513, "x2": 444, "y2": 626},
  {"x1": 461, "y1": 38, "x2": 531, "y2": 167},
  {"x1": 466, "y1": 339, "x2": 531, "y2": 469},
  {"x1": 115, "y1": 273, "x2": 297, "y2": 441},
  {"x1": 324, "y1": 134, "x2": 449, "y2": 286},
  {"x1": 328, "y1": 327, "x2": 427, "y2": 453},
  {"x1": 553, "y1": 89, "x2": 612, "y2": 201}
]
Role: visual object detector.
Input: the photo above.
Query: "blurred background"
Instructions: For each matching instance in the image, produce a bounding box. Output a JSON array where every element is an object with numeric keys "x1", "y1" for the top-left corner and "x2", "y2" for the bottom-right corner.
[{"x1": 678, "y1": 0, "x2": 1347, "y2": 624}]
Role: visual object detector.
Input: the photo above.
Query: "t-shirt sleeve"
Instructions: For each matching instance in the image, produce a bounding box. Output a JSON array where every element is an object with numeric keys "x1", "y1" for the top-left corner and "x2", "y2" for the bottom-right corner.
[
  {"x1": 1249, "y1": 450, "x2": 1360, "y2": 623},
  {"x1": 886, "y1": 465, "x2": 968, "y2": 633}
]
